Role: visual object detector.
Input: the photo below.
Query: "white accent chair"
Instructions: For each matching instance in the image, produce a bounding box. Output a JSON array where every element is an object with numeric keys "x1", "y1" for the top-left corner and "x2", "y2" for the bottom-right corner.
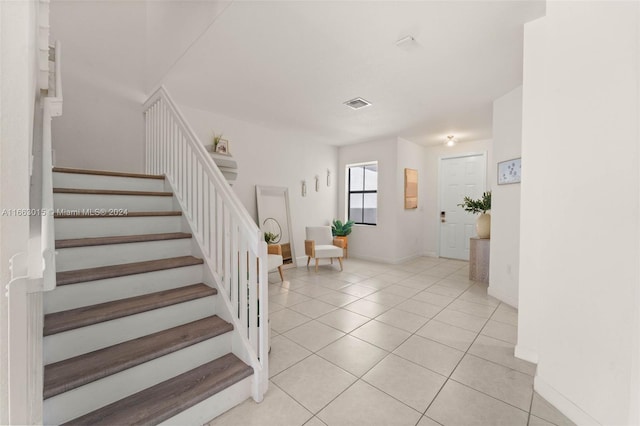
[
  {"x1": 305, "y1": 226, "x2": 345, "y2": 272},
  {"x1": 267, "y1": 244, "x2": 284, "y2": 281}
]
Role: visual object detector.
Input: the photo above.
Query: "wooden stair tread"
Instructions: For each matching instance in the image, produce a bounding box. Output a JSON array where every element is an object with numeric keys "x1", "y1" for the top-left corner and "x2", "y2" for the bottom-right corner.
[
  {"x1": 44, "y1": 283, "x2": 217, "y2": 336},
  {"x1": 54, "y1": 211, "x2": 182, "y2": 218},
  {"x1": 53, "y1": 167, "x2": 164, "y2": 180},
  {"x1": 44, "y1": 316, "x2": 233, "y2": 399},
  {"x1": 56, "y1": 256, "x2": 203, "y2": 286},
  {"x1": 55, "y1": 232, "x2": 192, "y2": 249},
  {"x1": 62, "y1": 353, "x2": 252, "y2": 426},
  {"x1": 53, "y1": 188, "x2": 173, "y2": 196}
]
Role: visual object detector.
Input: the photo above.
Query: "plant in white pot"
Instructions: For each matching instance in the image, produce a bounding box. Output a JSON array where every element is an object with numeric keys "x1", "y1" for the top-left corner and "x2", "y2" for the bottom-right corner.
[{"x1": 458, "y1": 191, "x2": 492, "y2": 239}]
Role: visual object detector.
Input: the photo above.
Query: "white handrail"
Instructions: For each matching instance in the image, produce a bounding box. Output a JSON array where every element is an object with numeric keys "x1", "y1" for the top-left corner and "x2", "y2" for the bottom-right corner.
[
  {"x1": 40, "y1": 40, "x2": 62, "y2": 290},
  {"x1": 143, "y1": 86, "x2": 269, "y2": 402}
]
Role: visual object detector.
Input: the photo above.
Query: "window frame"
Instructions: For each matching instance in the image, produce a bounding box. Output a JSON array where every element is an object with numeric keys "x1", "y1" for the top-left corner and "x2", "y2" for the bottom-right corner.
[{"x1": 347, "y1": 162, "x2": 378, "y2": 226}]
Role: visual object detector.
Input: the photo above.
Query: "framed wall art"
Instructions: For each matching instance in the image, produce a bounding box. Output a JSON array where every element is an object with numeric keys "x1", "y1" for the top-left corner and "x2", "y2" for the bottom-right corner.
[
  {"x1": 215, "y1": 139, "x2": 230, "y2": 155},
  {"x1": 404, "y1": 168, "x2": 418, "y2": 209},
  {"x1": 497, "y1": 158, "x2": 521, "y2": 185}
]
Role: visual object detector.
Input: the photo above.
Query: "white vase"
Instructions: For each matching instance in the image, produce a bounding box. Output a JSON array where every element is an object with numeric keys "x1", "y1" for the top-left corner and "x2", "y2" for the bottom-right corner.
[{"x1": 476, "y1": 213, "x2": 491, "y2": 239}]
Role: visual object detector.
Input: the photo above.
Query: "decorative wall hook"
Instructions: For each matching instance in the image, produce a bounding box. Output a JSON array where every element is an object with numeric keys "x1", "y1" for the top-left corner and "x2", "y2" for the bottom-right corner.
[
  {"x1": 327, "y1": 169, "x2": 331, "y2": 187},
  {"x1": 302, "y1": 180, "x2": 307, "y2": 197},
  {"x1": 315, "y1": 175, "x2": 320, "y2": 192}
]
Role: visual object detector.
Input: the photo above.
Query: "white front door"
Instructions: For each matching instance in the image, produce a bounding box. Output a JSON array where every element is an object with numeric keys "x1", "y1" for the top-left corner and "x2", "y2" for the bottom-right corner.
[{"x1": 439, "y1": 153, "x2": 487, "y2": 260}]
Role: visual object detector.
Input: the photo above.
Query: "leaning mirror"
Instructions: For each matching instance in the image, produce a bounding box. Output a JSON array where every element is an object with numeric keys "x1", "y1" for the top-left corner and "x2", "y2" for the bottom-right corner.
[{"x1": 256, "y1": 186, "x2": 296, "y2": 268}]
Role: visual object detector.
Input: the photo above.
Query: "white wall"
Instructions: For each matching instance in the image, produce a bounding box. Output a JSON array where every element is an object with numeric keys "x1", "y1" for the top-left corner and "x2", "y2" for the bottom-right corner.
[
  {"x1": 337, "y1": 137, "x2": 428, "y2": 263},
  {"x1": 177, "y1": 104, "x2": 338, "y2": 265},
  {"x1": 488, "y1": 87, "x2": 522, "y2": 308},
  {"x1": 49, "y1": 1, "x2": 239, "y2": 173},
  {"x1": 422, "y1": 140, "x2": 492, "y2": 257},
  {"x1": 518, "y1": 3, "x2": 639, "y2": 425},
  {"x1": 338, "y1": 138, "x2": 397, "y2": 262},
  {"x1": 396, "y1": 138, "x2": 427, "y2": 262},
  {"x1": 50, "y1": 1, "x2": 146, "y2": 173},
  {"x1": 145, "y1": 1, "x2": 229, "y2": 92}
]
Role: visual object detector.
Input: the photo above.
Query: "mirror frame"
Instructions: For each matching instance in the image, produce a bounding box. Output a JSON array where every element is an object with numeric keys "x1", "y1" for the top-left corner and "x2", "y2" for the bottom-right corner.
[{"x1": 256, "y1": 186, "x2": 296, "y2": 269}]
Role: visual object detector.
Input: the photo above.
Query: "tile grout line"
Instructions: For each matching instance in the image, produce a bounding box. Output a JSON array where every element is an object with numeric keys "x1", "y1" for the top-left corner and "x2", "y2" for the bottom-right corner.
[
  {"x1": 266, "y1": 259, "x2": 518, "y2": 425},
  {"x1": 267, "y1": 262, "x2": 472, "y2": 422},
  {"x1": 416, "y1": 273, "x2": 496, "y2": 418},
  {"x1": 420, "y1": 291, "x2": 535, "y2": 420}
]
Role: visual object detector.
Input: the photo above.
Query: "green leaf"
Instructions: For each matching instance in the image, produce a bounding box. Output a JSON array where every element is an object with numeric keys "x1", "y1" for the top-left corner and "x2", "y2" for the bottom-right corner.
[{"x1": 457, "y1": 191, "x2": 491, "y2": 214}]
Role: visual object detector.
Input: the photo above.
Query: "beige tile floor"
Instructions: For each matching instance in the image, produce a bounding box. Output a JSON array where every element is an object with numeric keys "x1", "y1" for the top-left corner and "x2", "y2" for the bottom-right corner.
[{"x1": 207, "y1": 257, "x2": 575, "y2": 426}]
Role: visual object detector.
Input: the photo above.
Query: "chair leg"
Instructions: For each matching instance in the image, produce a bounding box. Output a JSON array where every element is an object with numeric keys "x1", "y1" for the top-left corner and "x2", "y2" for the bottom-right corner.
[
  {"x1": 330, "y1": 258, "x2": 333, "y2": 265},
  {"x1": 307, "y1": 256, "x2": 311, "y2": 267},
  {"x1": 278, "y1": 266, "x2": 284, "y2": 282},
  {"x1": 338, "y1": 257, "x2": 343, "y2": 271},
  {"x1": 315, "y1": 258, "x2": 319, "y2": 272}
]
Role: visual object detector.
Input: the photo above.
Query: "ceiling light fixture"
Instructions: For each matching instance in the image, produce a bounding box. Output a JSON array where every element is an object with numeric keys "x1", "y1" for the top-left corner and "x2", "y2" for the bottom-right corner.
[
  {"x1": 446, "y1": 135, "x2": 457, "y2": 147},
  {"x1": 395, "y1": 35, "x2": 415, "y2": 46},
  {"x1": 343, "y1": 97, "x2": 372, "y2": 110}
]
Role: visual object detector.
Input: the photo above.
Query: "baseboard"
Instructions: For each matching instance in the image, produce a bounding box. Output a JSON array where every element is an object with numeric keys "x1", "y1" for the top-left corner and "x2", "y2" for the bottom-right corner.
[
  {"x1": 534, "y1": 376, "x2": 600, "y2": 426},
  {"x1": 487, "y1": 285, "x2": 518, "y2": 309},
  {"x1": 393, "y1": 253, "x2": 421, "y2": 264},
  {"x1": 422, "y1": 251, "x2": 438, "y2": 258},
  {"x1": 344, "y1": 253, "x2": 395, "y2": 264},
  {"x1": 296, "y1": 252, "x2": 433, "y2": 265},
  {"x1": 347, "y1": 253, "x2": 421, "y2": 264},
  {"x1": 514, "y1": 344, "x2": 538, "y2": 365}
]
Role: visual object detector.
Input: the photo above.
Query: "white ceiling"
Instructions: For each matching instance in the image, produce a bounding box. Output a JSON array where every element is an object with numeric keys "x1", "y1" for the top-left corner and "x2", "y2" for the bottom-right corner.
[{"x1": 162, "y1": 1, "x2": 546, "y2": 146}]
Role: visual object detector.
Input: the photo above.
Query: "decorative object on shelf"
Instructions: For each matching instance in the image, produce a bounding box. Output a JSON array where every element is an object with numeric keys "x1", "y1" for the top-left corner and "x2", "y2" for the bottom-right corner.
[
  {"x1": 445, "y1": 135, "x2": 457, "y2": 147},
  {"x1": 458, "y1": 191, "x2": 492, "y2": 239},
  {"x1": 497, "y1": 158, "x2": 522, "y2": 185},
  {"x1": 301, "y1": 180, "x2": 307, "y2": 197},
  {"x1": 331, "y1": 219, "x2": 354, "y2": 259},
  {"x1": 327, "y1": 169, "x2": 331, "y2": 187},
  {"x1": 404, "y1": 168, "x2": 418, "y2": 209},
  {"x1": 211, "y1": 133, "x2": 224, "y2": 152},
  {"x1": 315, "y1": 175, "x2": 319, "y2": 192},
  {"x1": 215, "y1": 138, "x2": 229, "y2": 155}
]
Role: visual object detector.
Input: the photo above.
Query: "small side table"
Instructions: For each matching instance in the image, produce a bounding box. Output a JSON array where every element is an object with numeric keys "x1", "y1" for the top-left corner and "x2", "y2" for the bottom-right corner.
[{"x1": 469, "y1": 238, "x2": 490, "y2": 283}]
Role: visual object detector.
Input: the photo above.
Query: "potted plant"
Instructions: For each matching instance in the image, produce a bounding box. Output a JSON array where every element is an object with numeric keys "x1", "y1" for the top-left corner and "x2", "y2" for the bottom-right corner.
[
  {"x1": 331, "y1": 219, "x2": 354, "y2": 258},
  {"x1": 458, "y1": 191, "x2": 492, "y2": 238},
  {"x1": 264, "y1": 232, "x2": 279, "y2": 245}
]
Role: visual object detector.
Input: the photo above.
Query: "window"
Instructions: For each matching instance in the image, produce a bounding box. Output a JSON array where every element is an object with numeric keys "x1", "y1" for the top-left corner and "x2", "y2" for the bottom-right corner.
[{"x1": 347, "y1": 162, "x2": 378, "y2": 225}]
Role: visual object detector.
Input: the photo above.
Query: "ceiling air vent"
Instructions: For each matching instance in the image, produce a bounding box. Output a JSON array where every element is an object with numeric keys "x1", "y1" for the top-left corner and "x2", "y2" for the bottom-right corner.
[{"x1": 343, "y1": 97, "x2": 372, "y2": 110}]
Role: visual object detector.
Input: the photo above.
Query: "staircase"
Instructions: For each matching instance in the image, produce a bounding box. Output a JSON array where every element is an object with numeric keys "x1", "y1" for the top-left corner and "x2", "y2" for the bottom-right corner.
[{"x1": 43, "y1": 167, "x2": 254, "y2": 425}]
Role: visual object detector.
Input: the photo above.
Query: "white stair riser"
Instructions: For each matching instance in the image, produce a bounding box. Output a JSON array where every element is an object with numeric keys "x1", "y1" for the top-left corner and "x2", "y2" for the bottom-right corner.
[
  {"x1": 55, "y1": 216, "x2": 183, "y2": 239},
  {"x1": 44, "y1": 265, "x2": 203, "y2": 314},
  {"x1": 56, "y1": 239, "x2": 192, "y2": 272},
  {"x1": 43, "y1": 334, "x2": 232, "y2": 425},
  {"x1": 53, "y1": 172, "x2": 166, "y2": 192},
  {"x1": 44, "y1": 295, "x2": 216, "y2": 364},
  {"x1": 159, "y1": 376, "x2": 253, "y2": 426},
  {"x1": 53, "y1": 193, "x2": 174, "y2": 212}
]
